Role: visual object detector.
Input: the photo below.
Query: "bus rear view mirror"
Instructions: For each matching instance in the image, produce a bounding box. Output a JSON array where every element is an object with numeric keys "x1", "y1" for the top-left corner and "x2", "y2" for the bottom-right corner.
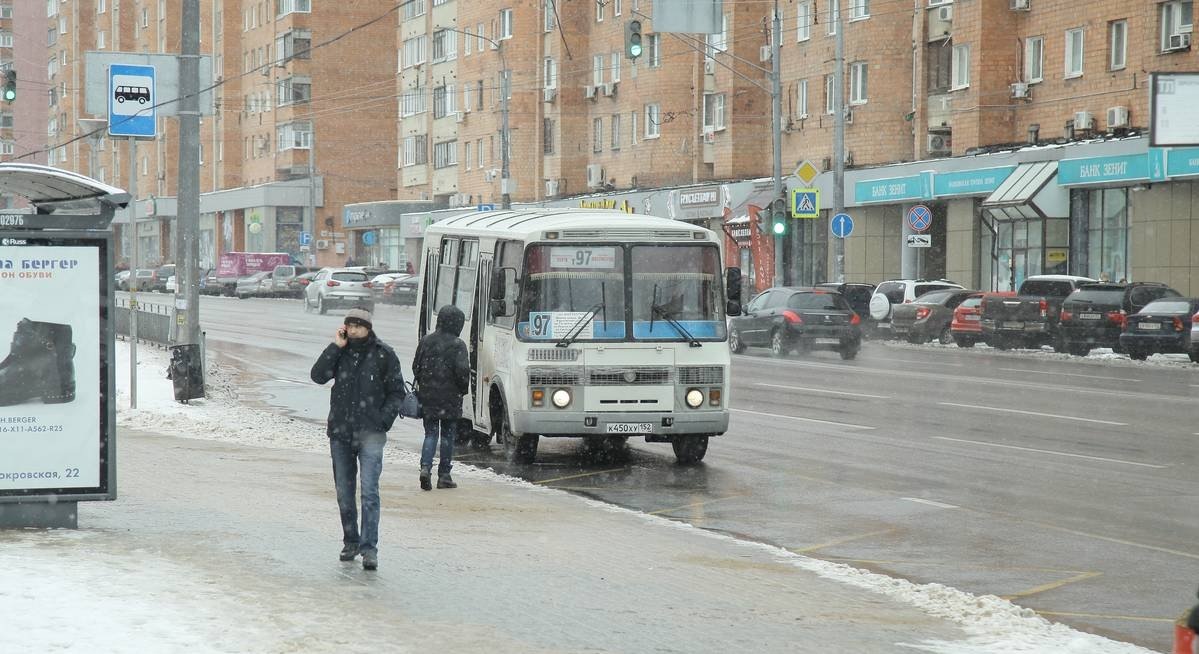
[
  {"x1": 726, "y1": 300, "x2": 742, "y2": 317},
  {"x1": 491, "y1": 267, "x2": 515, "y2": 301},
  {"x1": 725, "y1": 267, "x2": 742, "y2": 304},
  {"x1": 489, "y1": 298, "x2": 513, "y2": 318}
]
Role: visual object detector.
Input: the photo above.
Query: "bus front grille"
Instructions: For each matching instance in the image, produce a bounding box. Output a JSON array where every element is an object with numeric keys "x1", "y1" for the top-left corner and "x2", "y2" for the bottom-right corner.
[
  {"x1": 528, "y1": 348, "x2": 580, "y2": 361},
  {"x1": 588, "y1": 366, "x2": 672, "y2": 385},
  {"x1": 528, "y1": 367, "x2": 583, "y2": 386},
  {"x1": 678, "y1": 366, "x2": 724, "y2": 385}
]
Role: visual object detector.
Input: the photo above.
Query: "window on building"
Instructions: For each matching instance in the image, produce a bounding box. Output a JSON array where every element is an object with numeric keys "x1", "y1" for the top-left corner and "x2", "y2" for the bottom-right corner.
[
  {"x1": 403, "y1": 36, "x2": 427, "y2": 68},
  {"x1": 500, "y1": 8, "x2": 514, "y2": 39},
  {"x1": 1024, "y1": 36, "x2": 1044, "y2": 83},
  {"x1": 0, "y1": 141, "x2": 14, "y2": 156},
  {"x1": 47, "y1": 27, "x2": 57, "y2": 46},
  {"x1": 645, "y1": 103, "x2": 660, "y2": 138},
  {"x1": 543, "y1": 119, "x2": 554, "y2": 154},
  {"x1": 0, "y1": 31, "x2": 11, "y2": 48},
  {"x1": 798, "y1": 215, "x2": 828, "y2": 285},
  {"x1": 849, "y1": 61, "x2": 868, "y2": 104},
  {"x1": 477, "y1": 80, "x2": 485, "y2": 110},
  {"x1": 277, "y1": 76, "x2": 311, "y2": 105},
  {"x1": 703, "y1": 93, "x2": 726, "y2": 130},
  {"x1": 593, "y1": 55, "x2": 605, "y2": 86},
  {"x1": 707, "y1": 14, "x2": 728, "y2": 53},
  {"x1": 631, "y1": 110, "x2": 638, "y2": 145},
  {"x1": 96, "y1": 0, "x2": 105, "y2": 12},
  {"x1": 1087, "y1": 188, "x2": 1128, "y2": 282},
  {"x1": 544, "y1": 0, "x2": 556, "y2": 31},
  {"x1": 464, "y1": 141, "x2": 472, "y2": 169},
  {"x1": 611, "y1": 52, "x2": 621, "y2": 83},
  {"x1": 798, "y1": 79, "x2": 809, "y2": 118},
  {"x1": 593, "y1": 118, "x2": 603, "y2": 152},
  {"x1": 648, "y1": 34, "x2": 661, "y2": 67},
  {"x1": 1161, "y1": 1, "x2": 1193, "y2": 50},
  {"x1": 97, "y1": 30, "x2": 106, "y2": 49},
  {"x1": 611, "y1": 114, "x2": 622, "y2": 150},
  {"x1": 951, "y1": 44, "x2": 970, "y2": 89},
  {"x1": 275, "y1": 29, "x2": 312, "y2": 62},
  {"x1": 797, "y1": 2, "x2": 811, "y2": 41},
  {"x1": 46, "y1": 0, "x2": 56, "y2": 18},
  {"x1": 433, "y1": 85, "x2": 456, "y2": 118},
  {"x1": 0, "y1": 5, "x2": 13, "y2": 19},
  {"x1": 849, "y1": 0, "x2": 869, "y2": 20},
  {"x1": 825, "y1": 74, "x2": 835, "y2": 114},
  {"x1": 927, "y1": 41, "x2": 952, "y2": 92},
  {"x1": 477, "y1": 23, "x2": 485, "y2": 51},
  {"x1": 464, "y1": 29, "x2": 472, "y2": 56},
  {"x1": 477, "y1": 138, "x2": 484, "y2": 167},
  {"x1": 402, "y1": 134, "x2": 428, "y2": 166},
  {"x1": 827, "y1": 0, "x2": 839, "y2": 35},
  {"x1": 463, "y1": 84, "x2": 473, "y2": 111},
  {"x1": 433, "y1": 29, "x2": 457, "y2": 62},
  {"x1": 596, "y1": 0, "x2": 604, "y2": 22},
  {"x1": 1064, "y1": 28, "x2": 1084, "y2": 78},
  {"x1": 276, "y1": 0, "x2": 311, "y2": 17},
  {"x1": 401, "y1": 87, "x2": 427, "y2": 116},
  {"x1": 1109, "y1": 20, "x2": 1127, "y2": 70},
  {"x1": 277, "y1": 121, "x2": 312, "y2": 150},
  {"x1": 544, "y1": 58, "x2": 557, "y2": 88},
  {"x1": 401, "y1": 0, "x2": 425, "y2": 21},
  {"x1": 434, "y1": 140, "x2": 458, "y2": 169}
]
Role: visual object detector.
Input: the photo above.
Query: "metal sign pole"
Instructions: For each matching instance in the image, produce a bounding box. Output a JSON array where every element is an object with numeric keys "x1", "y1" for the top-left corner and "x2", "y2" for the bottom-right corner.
[{"x1": 128, "y1": 136, "x2": 138, "y2": 409}]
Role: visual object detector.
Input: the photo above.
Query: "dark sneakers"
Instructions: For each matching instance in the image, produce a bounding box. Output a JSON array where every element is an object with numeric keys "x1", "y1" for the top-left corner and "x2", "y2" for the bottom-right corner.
[
  {"x1": 436, "y1": 476, "x2": 457, "y2": 489},
  {"x1": 339, "y1": 544, "x2": 359, "y2": 561},
  {"x1": 419, "y1": 470, "x2": 432, "y2": 491},
  {"x1": 362, "y1": 551, "x2": 378, "y2": 571}
]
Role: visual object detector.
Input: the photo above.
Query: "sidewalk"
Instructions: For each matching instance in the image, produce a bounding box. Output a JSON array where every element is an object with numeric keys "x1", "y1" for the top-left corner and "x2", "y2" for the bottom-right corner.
[{"x1": 0, "y1": 342, "x2": 1153, "y2": 653}]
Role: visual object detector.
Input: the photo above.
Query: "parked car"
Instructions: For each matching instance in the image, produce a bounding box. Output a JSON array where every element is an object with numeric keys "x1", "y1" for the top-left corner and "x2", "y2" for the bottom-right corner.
[
  {"x1": 235, "y1": 271, "x2": 273, "y2": 299},
  {"x1": 979, "y1": 275, "x2": 1097, "y2": 350},
  {"x1": 150, "y1": 264, "x2": 176, "y2": 292},
  {"x1": 199, "y1": 268, "x2": 221, "y2": 295},
  {"x1": 814, "y1": 282, "x2": 875, "y2": 330},
  {"x1": 368, "y1": 273, "x2": 403, "y2": 303},
  {"x1": 303, "y1": 268, "x2": 374, "y2": 314},
  {"x1": 1057, "y1": 282, "x2": 1180, "y2": 356},
  {"x1": 127, "y1": 268, "x2": 155, "y2": 291},
  {"x1": 950, "y1": 292, "x2": 1014, "y2": 348},
  {"x1": 890, "y1": 288, "x2": 977, "y2": 344},
  {"x1": 868, "y1": 279, "x2": 965, "y2": 336},
  {"x1": 728, "y1": 287, "x2": 861, "y2": 359},
  {"x1": 166, "y1": 275, "x2": 177, "y2": 293},
  {"x1": 269, "y1": 264, "x2": 311, "y2": 298},
  {"x1": 287, "y1": 271, "x2": 318, "y2": 298},
  {"x1": 1118, "y1": 297, "x2": 1199, "y2": 362},
  {"x1": 114, "y1": 270, "x2": 131, "y2": 291},
  {"x1": 383, "y1": 274, "x2": 419, "y2": 305}
]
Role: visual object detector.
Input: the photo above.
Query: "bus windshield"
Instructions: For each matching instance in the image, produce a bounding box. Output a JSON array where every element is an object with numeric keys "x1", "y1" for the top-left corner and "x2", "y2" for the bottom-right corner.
[
  {"x1": 631, "y1": 244, "x2": 726, "y2": 341},
  {"x1": 518, "y1": 244, "x2": 627, "y2": 341}
]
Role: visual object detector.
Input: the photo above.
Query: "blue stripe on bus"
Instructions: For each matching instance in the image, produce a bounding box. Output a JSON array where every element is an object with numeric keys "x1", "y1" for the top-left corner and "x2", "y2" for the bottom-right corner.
[{"x1": 632, "y1": 321, "x2": 723, "y2": 339}]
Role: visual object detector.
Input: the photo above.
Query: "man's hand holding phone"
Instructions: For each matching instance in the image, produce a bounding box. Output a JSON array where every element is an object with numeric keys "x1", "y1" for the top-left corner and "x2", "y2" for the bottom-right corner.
[{"x1": 333, "y1": 327, "x2": 348, "y2": 348}]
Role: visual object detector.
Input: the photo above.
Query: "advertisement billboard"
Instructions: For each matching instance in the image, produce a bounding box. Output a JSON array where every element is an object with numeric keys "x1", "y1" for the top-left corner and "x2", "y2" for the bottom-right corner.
[{"x1": 0, "y1": 234, "x2": 112, "y2": 500}]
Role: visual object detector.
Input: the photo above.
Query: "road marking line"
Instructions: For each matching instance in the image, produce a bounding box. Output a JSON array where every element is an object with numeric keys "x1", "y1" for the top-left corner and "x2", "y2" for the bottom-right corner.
[
  {"x1": 791, "y1": 528, "x2": 897, "y2": 553},
  {"x1": 937, "y1": 402, "x2": 1128, "y2": 426},
  {"x1": 729, "y1": 407, "x2": 875, "y2": 430},
  {"x1": 933, "y1": 436, "x2": 1167, "y2": 469},
  {"x1": 535, "y1": 468, "x2": 628, "y2": 485},
  {"x1": 1033, "y1": 610, "x2": 1175, "y2": 623},
  {"x1": 1027, "y1": 520, "x2": 1199, "y2": 560},
  {"x1": 647, "y1": 494, "x2": 746, "y2": 516},
  {"x1": 901, "y1": 497, "x2": 959, "y2": 509},
  {"x1": 1001, "y1": 571, "x2": 1103, "y2": 600},
  {"x1": 869, "y1": 356, "x2": 962, "y2": 367},
  {"x1": 998, "y1": 368, "x2": 1141, "y2": 383},
  {"x1": 753, "y1": 383, "x2": 890, "y2": 399}
]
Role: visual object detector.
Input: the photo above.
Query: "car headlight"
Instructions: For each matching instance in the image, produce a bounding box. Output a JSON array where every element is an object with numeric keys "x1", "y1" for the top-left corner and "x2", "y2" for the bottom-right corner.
[
  {"x1": 685, "y1": 388, "x2": 704, "y2": 408},
  {"x1": 551, "y1": 389, "x2": 571, "y2": 408}
]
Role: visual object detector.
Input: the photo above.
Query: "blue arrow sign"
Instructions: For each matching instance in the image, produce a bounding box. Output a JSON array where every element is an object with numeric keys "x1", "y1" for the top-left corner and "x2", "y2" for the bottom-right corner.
[
  {"x1": 907, "y1": 204, "x2": 932, "y2": 233},
  {"x1": 830, "y1": 213, "x2": 854, "y2": 238},
  {"x1": 108, "y1": 63, "x2": 156, "y2": 138}
]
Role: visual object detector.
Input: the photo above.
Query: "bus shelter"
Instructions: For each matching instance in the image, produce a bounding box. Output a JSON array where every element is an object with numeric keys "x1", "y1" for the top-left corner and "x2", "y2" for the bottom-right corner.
[{"x1": 0, "y1": 163, "x2": 128, "y2": 528}]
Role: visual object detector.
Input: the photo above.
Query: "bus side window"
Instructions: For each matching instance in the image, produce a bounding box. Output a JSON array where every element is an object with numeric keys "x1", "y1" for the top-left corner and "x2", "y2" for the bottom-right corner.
[
  {"x1": 492, "y1": 240, "x2": 521, "y2": 329},
  {"x1": 435, "y1": 238, "x2": 458, "y2": 313}
]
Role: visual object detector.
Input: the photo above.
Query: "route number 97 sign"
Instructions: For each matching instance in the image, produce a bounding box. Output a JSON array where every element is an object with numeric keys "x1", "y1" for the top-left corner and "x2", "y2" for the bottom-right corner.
[{"x1": 549, "y1": 246, "x2": 616, "y2": 269}]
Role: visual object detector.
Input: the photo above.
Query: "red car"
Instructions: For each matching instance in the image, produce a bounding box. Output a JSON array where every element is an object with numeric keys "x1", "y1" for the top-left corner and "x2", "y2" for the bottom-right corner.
[{"x1": 951, "y1": 291, "x2": 1015, "y2": 348}]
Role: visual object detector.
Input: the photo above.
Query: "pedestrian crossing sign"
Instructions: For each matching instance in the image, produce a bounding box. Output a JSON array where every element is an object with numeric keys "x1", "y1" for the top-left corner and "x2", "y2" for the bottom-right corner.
[{"x1": 791, "y1": 189, "x2": 820, "y2": 218}]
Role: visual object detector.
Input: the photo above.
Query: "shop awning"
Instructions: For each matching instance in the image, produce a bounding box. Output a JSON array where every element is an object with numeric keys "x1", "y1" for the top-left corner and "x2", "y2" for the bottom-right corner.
[{"x1": 981, "y1": 161, "x2": 1067, "y2": 220}]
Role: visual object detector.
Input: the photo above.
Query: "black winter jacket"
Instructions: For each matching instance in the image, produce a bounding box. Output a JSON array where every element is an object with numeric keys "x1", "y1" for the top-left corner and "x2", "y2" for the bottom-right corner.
[
  {"x1": 412, "y1": 305, "x2": 471, "y2": 419},
  {"x1": 310, "y1": 333, "x2": 406, "y2": 439}
]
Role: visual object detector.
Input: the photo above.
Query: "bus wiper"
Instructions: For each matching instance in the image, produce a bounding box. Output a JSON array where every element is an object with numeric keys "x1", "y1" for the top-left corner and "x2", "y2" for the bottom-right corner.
[
  {"x1": 651, "y1": 302, "x2": 702, "y2": 348},
  {"x1": 556, "y1": 293, "x2": 606, "y2": 348}
]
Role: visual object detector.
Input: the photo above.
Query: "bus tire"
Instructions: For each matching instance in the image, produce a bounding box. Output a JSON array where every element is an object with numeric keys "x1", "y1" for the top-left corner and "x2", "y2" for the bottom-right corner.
[
  {"x1": 672, "y1": 435, "x2": 708, "y2": 465},
  {"x1": 493, "y1": 402, "x2": 537, "y2": 463}
]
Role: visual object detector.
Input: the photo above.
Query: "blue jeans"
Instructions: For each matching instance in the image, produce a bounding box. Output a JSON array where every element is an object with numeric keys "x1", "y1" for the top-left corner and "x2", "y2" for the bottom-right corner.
[
  {"x1": 330, "y1": 430, "x2": 386, "y2": 555},
  {"x1": 420, "y1": 417, "x2": 457, "y2": 476}
]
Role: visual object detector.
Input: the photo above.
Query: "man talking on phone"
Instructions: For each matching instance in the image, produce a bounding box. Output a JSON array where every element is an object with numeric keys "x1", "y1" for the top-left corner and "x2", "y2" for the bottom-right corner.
[{"x1": 310, "y1": 308, "x2": 405, "y2": 571}]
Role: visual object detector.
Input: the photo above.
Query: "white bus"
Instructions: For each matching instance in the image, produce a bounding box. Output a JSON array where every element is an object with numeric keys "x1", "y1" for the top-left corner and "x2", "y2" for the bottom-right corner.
[{"x1": 415, "y1": 209, "x2": 743, "y2": 464}]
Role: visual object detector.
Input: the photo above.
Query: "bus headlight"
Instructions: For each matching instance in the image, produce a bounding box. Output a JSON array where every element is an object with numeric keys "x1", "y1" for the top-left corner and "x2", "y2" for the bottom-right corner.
[
  {"x1": 685, "y1": 388, "x2": 705, "y2": 408},
  {"x1": 551, "y1": 389, "x2": 572, "y2": 408}
]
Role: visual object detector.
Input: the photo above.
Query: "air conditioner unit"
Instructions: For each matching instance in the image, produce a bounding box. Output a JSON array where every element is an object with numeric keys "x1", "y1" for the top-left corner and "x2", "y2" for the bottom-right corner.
[
  {"x1": 702, "y1": 130, "x2": 716, "y2": 144},
  {"x1": 586, "y1": 164, "x2": 605, "y2": 189},
  {"x1": 543, "y1": 87, "x2": 557, "y2": 103},
  {"x1": 937, "y1": 5, "x2": 953, "y2": 21},
  {"x1": 1010, "y1": 0, "x2": 1030, "y2": 10},
  {"x1": 584, "y1": 85, "x2": 597, "y2": 100},
  {"x1": 704, "y1": 58, "x2": 716, "y2": 74},
  {"x1": 603, "y1": 81, "x2": 617, "y2": 97},
  {"x1": 927, "y1": 131, "x2": 952, "y2": 155},
  {"x1": 483, "y1": 169, "x2": 497, "y2": 182},
  {"x1": 1010, "y1": 81, "x2": 1030, "y2": 99},
  {"x1": 545, "y1": 179, "x2": 559, "y2": 196},
  {"x1": 1106, "y1": 106, "x2": 1130, "y2": 129},
  {"x1": 1167, "y1": 32, "x2": 1192, "y2": 50},
  {"x1": 1074, "y1": 111, "x2": 1094, "y2": 131},
  {"x1": 454, "y1": 111, "x2": 465, "y2": 123},
  {"x1": 844, "y1": 107, "x2": 854, "y2": 124},
  {"x1": 315, "y1": 239, "x2": 330, "y2": 250},
  {"x1": 760, "y1": 45, "x2": 772, "y2": 62}
]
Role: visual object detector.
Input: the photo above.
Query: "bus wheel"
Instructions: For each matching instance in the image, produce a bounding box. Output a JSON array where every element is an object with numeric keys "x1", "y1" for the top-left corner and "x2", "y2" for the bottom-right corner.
[
  {"x1": 496, "y1": 409, "x2": 537, "y2": 463},
  {"x1": 672, "y1": 435, "x2": 708, "y2": 465}
]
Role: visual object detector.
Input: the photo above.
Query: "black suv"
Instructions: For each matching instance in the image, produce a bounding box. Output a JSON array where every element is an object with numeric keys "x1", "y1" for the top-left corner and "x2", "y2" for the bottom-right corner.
[
  {"x1": 1057, "y1": 282, "x2": 1180, "y2": 356},
  {"x1": 729, "y1": 287, "x2": 862, "y2": 359},
  {"x1": 150, "y1": 263, "x2": 176, "y2": 293}
]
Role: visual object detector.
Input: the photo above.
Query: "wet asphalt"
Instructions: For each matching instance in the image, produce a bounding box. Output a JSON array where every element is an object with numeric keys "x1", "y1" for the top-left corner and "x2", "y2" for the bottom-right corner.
[{"x1": 177, "y1": 293, "x2": 1199, "y2": 653}]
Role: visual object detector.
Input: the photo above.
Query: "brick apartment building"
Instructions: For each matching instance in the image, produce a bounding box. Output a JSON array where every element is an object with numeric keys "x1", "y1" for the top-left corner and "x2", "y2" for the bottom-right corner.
[{"x1": 4, "y1": 0, "x2": 1198, "y2": 293}]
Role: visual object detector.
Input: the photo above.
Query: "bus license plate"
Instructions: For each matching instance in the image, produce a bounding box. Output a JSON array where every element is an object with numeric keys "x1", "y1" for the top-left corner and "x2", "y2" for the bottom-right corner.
[{"x1": 606, "y1": 422, "x2": 653, "y2": 434}]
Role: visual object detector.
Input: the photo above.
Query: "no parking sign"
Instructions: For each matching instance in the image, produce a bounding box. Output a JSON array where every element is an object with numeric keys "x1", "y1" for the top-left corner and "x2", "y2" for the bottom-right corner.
[{"x1": 907, "y1": 204, "x2": 932, "y2": 233}]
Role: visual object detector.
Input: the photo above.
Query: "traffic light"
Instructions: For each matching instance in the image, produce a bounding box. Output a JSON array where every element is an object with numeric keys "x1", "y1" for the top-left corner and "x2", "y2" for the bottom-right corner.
[
  {"x1": 2, "y1": 70, "x2": 15, "y2": 103},
  {"x1": 770, "y1": 198, "x2": 787, "y2": 236},
  {"x1": 625, "y1": 20, "x2": 643, "y2": 60}
]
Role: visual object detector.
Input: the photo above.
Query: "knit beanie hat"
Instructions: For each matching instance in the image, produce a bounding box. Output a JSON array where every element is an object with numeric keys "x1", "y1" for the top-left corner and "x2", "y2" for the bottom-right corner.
[{"x1": 344, "y1": 308, "x2": 373, "y2": 330}]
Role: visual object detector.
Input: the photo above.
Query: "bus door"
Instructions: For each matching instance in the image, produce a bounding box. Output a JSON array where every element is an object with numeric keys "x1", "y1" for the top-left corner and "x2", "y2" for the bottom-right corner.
[{"x1": 469, "y1": 256, "x2": 493, "y2": 425}]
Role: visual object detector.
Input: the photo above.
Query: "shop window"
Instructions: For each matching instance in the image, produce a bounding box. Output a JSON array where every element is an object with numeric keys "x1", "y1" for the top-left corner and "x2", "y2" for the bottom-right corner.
[{"x1": 1087, "y1": 188, "x2": 1128, "y2": 282}]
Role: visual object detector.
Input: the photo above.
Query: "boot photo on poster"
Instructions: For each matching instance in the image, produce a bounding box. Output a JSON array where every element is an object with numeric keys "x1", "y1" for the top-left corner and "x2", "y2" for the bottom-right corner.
[{"x1": 0, "y1": 318, "x2": 77, "y2": 406}]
